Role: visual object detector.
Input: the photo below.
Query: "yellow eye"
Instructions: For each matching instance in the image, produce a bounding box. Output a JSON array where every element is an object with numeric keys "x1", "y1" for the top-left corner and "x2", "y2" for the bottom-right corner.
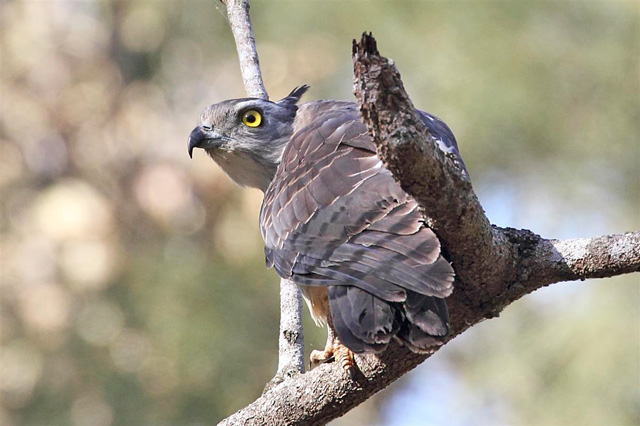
[{"x1": 242, "y1": 110, "x2": 262, "y2": 127}]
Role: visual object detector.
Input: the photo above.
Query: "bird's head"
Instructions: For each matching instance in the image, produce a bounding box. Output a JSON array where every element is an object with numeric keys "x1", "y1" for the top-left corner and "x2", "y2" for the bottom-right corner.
[{"x1": 188, "y1": 85, "x2": 309, "y2": 191}]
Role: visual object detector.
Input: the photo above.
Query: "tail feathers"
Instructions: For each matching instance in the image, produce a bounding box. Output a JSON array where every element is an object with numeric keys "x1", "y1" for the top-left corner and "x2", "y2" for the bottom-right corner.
[
  {"x1": 397, "y1": 323, "x2": 446, "y2": 353},
  {"x1": 328, "y1": 285, "x2": 449, "y2": 355},
  {"x1": 403, "y1": 291, "x2": 449, "y2": 336},
  {"x1": 328, "y1": 285, "x2": 399, "y2": 353},
  {"x1": 397, "y1": 291, "x2": 449, "y2": 352}
]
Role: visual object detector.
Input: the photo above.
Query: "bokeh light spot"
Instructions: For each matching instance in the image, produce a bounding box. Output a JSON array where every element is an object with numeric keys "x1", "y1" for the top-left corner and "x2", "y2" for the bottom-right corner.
[
  {"x1": 19, "y1": 282, "x2": 71, "y2": 334},
  {"x1": 109, "y1": 329, "x2": 150, "y2": 373},
  {"x1": 0, "y1": 341, "x2": 43, "y2": 409},
  {"x1": 71, "y1": 391, "x2": 113, "y2": 426},
  {"x1": 60, "y1": 240, "x2": 119, "y2": 291},
  {"x1": 76, "y1": 300, "x2": 124, "y2": 347},
  {"x1": 120, "y1": 5, "x2": 166, "y2": 53},
  {"x1": 31, "y1": 180, "x2": 113, "y2": 242}
]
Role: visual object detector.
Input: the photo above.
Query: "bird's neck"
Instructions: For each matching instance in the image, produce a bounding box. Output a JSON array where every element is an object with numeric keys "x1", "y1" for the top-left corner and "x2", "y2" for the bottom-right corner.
[{"x1": 208, "y1": 148, "x2": 281, "y2": 192}]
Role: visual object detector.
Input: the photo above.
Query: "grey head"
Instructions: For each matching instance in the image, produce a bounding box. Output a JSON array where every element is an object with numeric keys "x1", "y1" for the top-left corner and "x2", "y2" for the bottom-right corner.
[{"x1": 188, "y1": 85, "x2": 309, "y2": 192}]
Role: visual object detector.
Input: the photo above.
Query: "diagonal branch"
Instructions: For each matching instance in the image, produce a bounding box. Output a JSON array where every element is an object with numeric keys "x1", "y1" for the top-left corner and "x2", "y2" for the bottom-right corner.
[
  {"x1": 352, "y1": 33, "x2": 511, "y2": 291},
  {"x1": 217, "y1": 32, "x2": 640, "y2": 425},
  {"x1": 222, "y1": 0, "x2": 305, "y2": 381}
]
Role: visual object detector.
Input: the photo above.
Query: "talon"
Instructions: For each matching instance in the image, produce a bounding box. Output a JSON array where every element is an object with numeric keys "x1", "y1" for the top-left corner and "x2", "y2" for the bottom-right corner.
[
  {"x1": 309, "y1": 341, "x2": 356, "y2": 378},
  {"x1": 309, "y1": 349, "x2": 334, "y2": 368},
  {"x1": 303, "y1": 289, "x2": 359, "y2": 378},
  {"x1": 334, "y1": 343, "x2": 355, "y2": 376}
]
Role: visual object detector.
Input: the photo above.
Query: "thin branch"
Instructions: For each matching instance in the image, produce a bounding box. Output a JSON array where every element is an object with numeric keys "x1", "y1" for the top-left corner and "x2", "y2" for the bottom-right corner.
[
  {"x1": 267, "y1": 278, "x2": 305, "y2": 390},
  {"x1": 223, "y1": 0, "x2": 269, "y2": 99},
  {"x1": 510, "y1": 230, "x2": 640, "y2": 297},
  {"x1": 536, "y1": 232, "x2": 640, "y2": 280},
  {"x1": 217, "y1": 32, "x2": 640, "y2": 425},
  {"x1": 221, "y1": 0, "x2": 305, "y2": 380}
]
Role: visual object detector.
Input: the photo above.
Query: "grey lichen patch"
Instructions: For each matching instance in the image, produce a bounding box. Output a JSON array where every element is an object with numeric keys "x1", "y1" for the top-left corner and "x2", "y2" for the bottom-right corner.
[
  {"x1": 610, "y1": 236, "x2": 635, "y2": 260},
  {"x1": 554, "y1": 237, "x2": 590, "y2": 262}
]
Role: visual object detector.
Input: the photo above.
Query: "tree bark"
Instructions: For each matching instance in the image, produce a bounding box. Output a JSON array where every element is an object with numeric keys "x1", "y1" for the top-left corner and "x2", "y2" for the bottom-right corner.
[
  {"x1": 217, "y1": 32, "x2": 640, "y2": 426},
  {"x1": 223, "y1": 0, "x2": 269, "y2": 99}
]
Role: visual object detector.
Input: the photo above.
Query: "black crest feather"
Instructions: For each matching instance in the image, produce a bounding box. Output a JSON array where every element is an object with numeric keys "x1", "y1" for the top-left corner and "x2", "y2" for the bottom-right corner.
[{"x1": 277, "y1": 85, "x2": 310, "y2": 107}]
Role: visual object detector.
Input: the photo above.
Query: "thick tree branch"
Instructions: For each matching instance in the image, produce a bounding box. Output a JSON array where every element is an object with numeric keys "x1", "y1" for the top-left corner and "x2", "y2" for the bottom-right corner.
[
  {"x1": 217, "y1": 32, "x2": 640, "y2": 425},
  {"x1": 352, "y1": 34, "x2": 512, "y2": 292},
  {"x1": 222, "y1": 0, "x2": 305, "y2": 381}
]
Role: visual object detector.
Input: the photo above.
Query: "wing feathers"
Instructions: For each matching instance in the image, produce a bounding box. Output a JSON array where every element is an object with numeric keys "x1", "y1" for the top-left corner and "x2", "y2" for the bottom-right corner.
[{"x1": 260, "y1": 100, "x2": 457, "y2": 354}]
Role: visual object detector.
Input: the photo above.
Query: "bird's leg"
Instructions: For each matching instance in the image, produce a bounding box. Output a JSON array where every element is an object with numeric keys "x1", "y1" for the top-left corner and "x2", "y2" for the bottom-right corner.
[
  {"x1": 309, "y1": 313, "x2": 355, "y2": 376},
  {"x1": 309, "y1": 321, "x2": 337, "y2": 365}
]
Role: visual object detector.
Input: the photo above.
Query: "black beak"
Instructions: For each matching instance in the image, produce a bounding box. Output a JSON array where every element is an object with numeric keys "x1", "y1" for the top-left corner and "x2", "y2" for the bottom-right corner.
[{"x1": 188, "y1": 124, "x2": 221, "y2": 158}]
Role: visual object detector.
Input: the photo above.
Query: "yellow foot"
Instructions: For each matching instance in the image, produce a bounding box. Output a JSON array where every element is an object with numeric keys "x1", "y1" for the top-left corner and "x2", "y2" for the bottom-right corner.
[
  {"x1": 334, "y1": 343, "x2": 355, "y2": 376},
  {"x1": 309, "y1": 340, "x2": 356, "y2": 378}
]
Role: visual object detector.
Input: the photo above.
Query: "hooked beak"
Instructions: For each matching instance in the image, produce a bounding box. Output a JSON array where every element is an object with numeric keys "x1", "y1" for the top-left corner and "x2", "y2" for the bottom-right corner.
[{"x1": 188, "y1": 124, "x2": 223, "y2": 158}]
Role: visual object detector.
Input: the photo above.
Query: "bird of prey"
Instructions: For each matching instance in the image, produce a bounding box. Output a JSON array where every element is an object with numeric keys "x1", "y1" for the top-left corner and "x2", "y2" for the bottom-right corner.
[{"x1": 188, "y1": 86, "x2": 463, "y2": 374}]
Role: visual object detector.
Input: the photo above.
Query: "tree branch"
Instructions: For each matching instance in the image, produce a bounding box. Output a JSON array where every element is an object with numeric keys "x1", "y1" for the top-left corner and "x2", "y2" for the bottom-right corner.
[
  {"x1": 217, "y1": 32, "x2": 640, "y2": 425},
  {"x1": 352, "y1": 33, "x2": 511, "y2": 292},
  {"x1": 222, "y1": 0, "x2": 305, "y2": 381},
  {"x1": 469, "y1": 228, "x2": 640, "y2": 320},
  {"x1": 223, "y1": 0, "x2": 269, "y2": 100},
  {"x1": 269, "y1": 278, "x2": 305, "y2": 389},
  {"x1": 533, "y1": 232, "x2": 640, "y2": 281}
]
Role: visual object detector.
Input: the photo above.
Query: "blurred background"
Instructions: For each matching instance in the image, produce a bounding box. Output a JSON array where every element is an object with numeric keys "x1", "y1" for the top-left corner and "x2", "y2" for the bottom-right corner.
[{"x1": 1, "y1": 1, "x2": 638, "y2": 425}]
